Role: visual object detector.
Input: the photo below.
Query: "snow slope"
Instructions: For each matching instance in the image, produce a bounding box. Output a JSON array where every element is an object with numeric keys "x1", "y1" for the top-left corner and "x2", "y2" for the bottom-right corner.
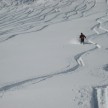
[{"x1": 0, "y1": 0, "x2": 108, "y2": 108}]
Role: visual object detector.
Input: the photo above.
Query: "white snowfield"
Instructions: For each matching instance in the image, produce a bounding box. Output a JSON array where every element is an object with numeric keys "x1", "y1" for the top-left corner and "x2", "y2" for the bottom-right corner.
[{"x1": 0, "y1": 0, "x2": 108, "y2": 108}]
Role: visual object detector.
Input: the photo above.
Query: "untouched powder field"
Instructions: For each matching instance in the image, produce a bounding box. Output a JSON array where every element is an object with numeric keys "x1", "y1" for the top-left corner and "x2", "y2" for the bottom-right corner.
[{"x1": 0, "y1": 0, "x2": 108, "y2": 108}]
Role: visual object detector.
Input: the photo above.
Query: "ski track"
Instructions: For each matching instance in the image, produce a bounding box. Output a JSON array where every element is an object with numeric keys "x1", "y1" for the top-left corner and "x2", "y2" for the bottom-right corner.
[
  {"x1": 0, "y1": 0, "x2": 103, "y2": 97},
  {"x1": 0, "y1": 1, "x2": 108, "y2": 108},
  {"x1": 90, "y1": 1, "x2": 108, "y2": 107},
  {"x1": 0, "y1": 42, "x2": 98, "y2": 95},
  {"x1": 0, "y1": 0, "x2": 96, "y2": 42}
]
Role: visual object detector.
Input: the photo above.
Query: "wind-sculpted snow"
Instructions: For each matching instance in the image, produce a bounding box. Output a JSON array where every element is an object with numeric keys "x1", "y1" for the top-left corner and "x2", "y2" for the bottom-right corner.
[{"x1": 0, "y1": 0, "x2": 95, "y2": 42}]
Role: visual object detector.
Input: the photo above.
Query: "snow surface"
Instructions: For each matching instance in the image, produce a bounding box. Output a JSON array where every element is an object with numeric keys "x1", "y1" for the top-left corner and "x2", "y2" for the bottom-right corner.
[{"x1": 0, "y1": 0, "x2": 108, "y2": 108}]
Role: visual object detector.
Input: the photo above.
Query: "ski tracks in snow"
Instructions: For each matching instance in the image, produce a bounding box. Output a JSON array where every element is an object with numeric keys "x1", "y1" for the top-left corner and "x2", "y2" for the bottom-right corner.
[
  {"x1": 0, "y1": 1, "x2": 108, "y2": 108},
  {"x1": 0, "y1": 0, "x2": 95, "y2": 42},
  {"x1": 0, "y1": 39, "x2": 100, "y2": 97},
  {"x1": 72, "y1": 1, "x2": 108, "y2": 107},
  {"x1": 73, "y1": 14, "x2": 108, "y2": 107},
  {"x1": 89, "y1": 5, "x2": 108, "y2": 108},
  {"x1": 0, "y1": 0, "x2": 97, "y2": 95},
  {"x1": 0, "y1": 0, "x2": 103, "y2": 99},
  {"x1": 0, "y1": 38, "x2": 100, "y2": 96}
]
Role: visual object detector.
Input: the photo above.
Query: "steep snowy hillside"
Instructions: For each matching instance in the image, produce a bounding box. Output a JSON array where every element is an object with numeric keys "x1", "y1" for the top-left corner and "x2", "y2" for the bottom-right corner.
[{"x1": 0, "y1": 0, "x2": 108, "y2": 108}]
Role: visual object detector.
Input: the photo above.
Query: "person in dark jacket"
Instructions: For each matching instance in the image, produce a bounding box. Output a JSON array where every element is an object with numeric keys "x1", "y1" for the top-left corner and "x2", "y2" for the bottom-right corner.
[{"x1": 79, "y1": 33, "x2": 86, "y2": 44}]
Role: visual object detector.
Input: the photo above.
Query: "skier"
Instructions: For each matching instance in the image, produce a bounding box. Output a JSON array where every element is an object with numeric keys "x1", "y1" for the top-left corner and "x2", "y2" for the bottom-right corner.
[{"x1": 79, "y1": 33, "x2": 86, "y2": 44}]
